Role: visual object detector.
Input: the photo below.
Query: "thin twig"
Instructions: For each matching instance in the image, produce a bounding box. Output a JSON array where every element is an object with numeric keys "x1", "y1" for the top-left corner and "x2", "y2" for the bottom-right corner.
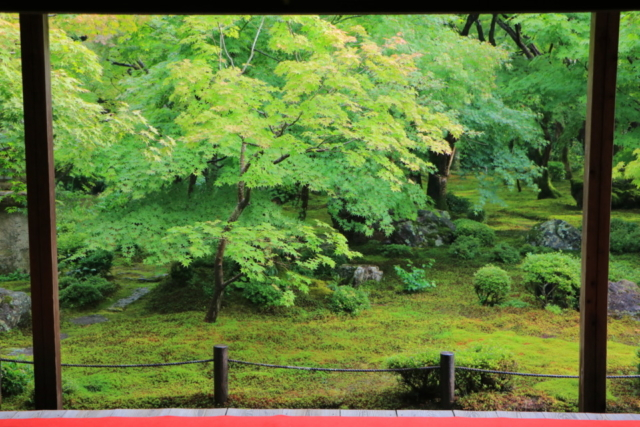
[{"x1": 242, "y1": 17, "x2": 265, "y2": 74}]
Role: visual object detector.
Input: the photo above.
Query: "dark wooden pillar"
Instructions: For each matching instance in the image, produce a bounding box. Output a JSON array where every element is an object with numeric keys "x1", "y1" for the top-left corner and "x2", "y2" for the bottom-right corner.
[
  {"x1": 19, "y1": 13, "x2": 62, "y2": 410},
  {"x1": 579, "y1": 11, "x2": 620, "y2": 414}
]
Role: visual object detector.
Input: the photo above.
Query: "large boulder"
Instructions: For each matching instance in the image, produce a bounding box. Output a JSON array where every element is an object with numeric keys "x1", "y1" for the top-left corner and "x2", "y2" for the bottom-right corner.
[
  {"x1": 527, "y1": 219, "x2": 581, "y2": 251},
  {"x1": 0, "y1": 288, "x2": 31, "y2": 332},
  {"x1": 338, "y1": 265, "x2": 383, "y2": 287},
  {"x1": 388, "y1": 210, "x2": 455, "y2": 247},
  {"x1": 608, "y1": 280, "x2": 640, "y2": 319}
]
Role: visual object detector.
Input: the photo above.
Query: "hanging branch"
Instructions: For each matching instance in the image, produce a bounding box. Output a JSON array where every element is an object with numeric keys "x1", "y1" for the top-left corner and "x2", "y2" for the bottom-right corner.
[
  {"x1": 219, "y1": 24, "x2": 235, "y2": 68},
  {"x1": 461, "y1": 14, "x2": 478, "y2": 36},
  {"x1": 242, "y1": 17, "x2": 265, "y2": 74},
  {"x1": 489, "y1": 14, "x2": 498, "y2": 46}
]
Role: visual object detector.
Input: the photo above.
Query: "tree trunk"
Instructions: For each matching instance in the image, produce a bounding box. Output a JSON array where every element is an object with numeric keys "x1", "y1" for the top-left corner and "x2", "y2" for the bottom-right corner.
[
  {"x1": 427, "y1": 134, "x2": 457, "y2": 210},
  {"x1": 536, "y1": 167, "x2": 561, "y2": 199},
  {"x1": 204, "y1": 239, "x2": 227, "y2": 323},
  {"x1": 561, "y1": 144, "x2": 573, "y2": 181},
  {"x1": 298, "y1": 184, "x2": 309, "y2": 221}
]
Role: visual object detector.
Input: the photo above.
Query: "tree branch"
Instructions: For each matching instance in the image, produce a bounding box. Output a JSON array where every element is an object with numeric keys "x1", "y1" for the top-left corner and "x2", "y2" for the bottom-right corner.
[
  {"x1": 474, "y1": 18, "x2": 485, "y2": 42},
  {"x1": 241, "y1": 17, "x2": 265, "y2": 74},
  {"x1": 489, "y1": 14, "x2": 497, "y2": 46},
  {"x1": 223, "y1": 272, "x2": 245, "y2": 287},
  {"x1": 219, "y1": 24, "x2": 235, "y2": 68},
  {"x1": 496, "y1": 18, "x2": 535, "y2": 59},
  {"x1": 461, "y1": 14, "x2": 478, "y2": 36}
]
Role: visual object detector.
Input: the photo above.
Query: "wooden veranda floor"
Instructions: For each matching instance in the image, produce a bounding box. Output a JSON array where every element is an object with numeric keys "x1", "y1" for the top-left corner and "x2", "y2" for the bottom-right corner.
[{"x1": 1, "y1": 409, "x2": 639, "y2": 420}]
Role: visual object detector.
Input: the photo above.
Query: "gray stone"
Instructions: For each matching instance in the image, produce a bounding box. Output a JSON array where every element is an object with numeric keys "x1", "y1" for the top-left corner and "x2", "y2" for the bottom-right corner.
[
  {"x1": 388, "y1": 210, "x2": 455, "y2": 247},
  {"x1": 108, "y1": 287, "x2": 150, "y2": 312},
  {"x1": 608, "y1": 280, "x2": 640, "y2": 319},
  {"x1": 527, "y1": 219, "x2": 581, "y2": 251},
  {"x1": 0, "y1": 212, "x2": 30, "y2": 275},
  {"x1": 70, "y1": 314, "x2": 109, "y2": 325},
  {"x1": 338, "y1": 265, "x2": 383, "y2": 287},
  {"x1": 0, "y1": 288, "x2": 30, "y2": 332}
]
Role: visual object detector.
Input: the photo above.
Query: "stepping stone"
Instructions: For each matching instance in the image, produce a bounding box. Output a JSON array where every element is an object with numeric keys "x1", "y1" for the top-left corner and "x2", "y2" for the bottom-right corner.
[
  {"x1": 70, "y1": 315, "x2": 109, "y2": 325},
  {"x1": 8, "y1": 334, "x2": 68, "y2": 356},
  {"x1": 108, "y1": 287, "x2": 150, "y2": 312}
]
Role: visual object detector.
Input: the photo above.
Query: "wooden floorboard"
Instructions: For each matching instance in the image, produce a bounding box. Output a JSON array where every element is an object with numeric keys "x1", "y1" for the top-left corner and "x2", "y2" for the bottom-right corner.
[
  {"x1": 2, "y1": 408, "x2": 640, "y2": 419},
  {"x1": 397, "y1": 410, "x2": 454, "y2": 417}
]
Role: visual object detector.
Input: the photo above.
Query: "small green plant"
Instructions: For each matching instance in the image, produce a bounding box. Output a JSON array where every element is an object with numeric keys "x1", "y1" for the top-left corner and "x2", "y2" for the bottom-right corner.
[
  {"x1": 448, "y1": 235, "x2": 481, "y2": 260},
  {"x1": 380, "y1": 244, "x2": 413, "y2": 258},
  {"x1": 547, "y1": 161, "x2": 566, "y2": 182},
  {"x1": 328, "y1": 286, "x2": 370, "y2": 316},
  {"x1": 241, "y1": 281, "x2": 296, "y2": 308},
  {"x1": 446, "y1": 192, "x2": 472, "y2": 216},
  {"x1": 59, "y1": 275, "x2": 118, "y2": 309},
  {"x1": 467, "y1": 208, "x2": 486, "y2": 223},
  {"x1": 394, "y1": 259, "x2": 436, "y2": 293},
  {"x1": 69, "y1": 249, "x2": 114, "y2": 278},
  {"x1": 490, "y1": 243, "x2": 521, "y2": 264},
  {"x1": 473, "y1": 265, "x2": 511, "y2": 307},
  {"x1": 521, "y1": 252, "x2": 581, "y2": 309},
  {"x1": 610, "y1": 218, "x2": 640, "y2": 254},
  {"x1": 453, "y1": 219, "x2": 496, "y2": 246},
  {"x1": 0, "y1": 360, "x2": 33, "y2": 397},
  {"x1": 545, "y1": 304, "x2": 563, "y2": 315},
  {"x1": 519, "y1": 243, "x2": 555, "y2": 256},
  {"x1": 0, "y1": 270, "x2": 30, "y2": 283},
  {"x1": 385, "y1": 346, "x2": 517, "y2": 398}
]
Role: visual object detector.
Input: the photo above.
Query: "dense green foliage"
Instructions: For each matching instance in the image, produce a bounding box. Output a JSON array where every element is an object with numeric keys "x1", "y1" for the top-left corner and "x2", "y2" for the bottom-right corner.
[
  {"x1": 393, "y1": 259, "x2": 436, "y2": 293},
  {"x1": 453, "y1": 219, "x2": 496, "y2": 246},
  {"x1": 59, "y1": 276, "x2": 118, "y2": 309},
  {"x1": 521, "y1": 253, "x2": 581, "y2": 309},
  {"x1": 610, "y1": 218, "x2": 640, "y2": 254},
  {"x1": 473, "y1": 265, "x2": 512, "y2": 307},
  {"x1": 489, "y1": 243, "x2": 521, "y2": 264},
  {"x1": 385, "y1": 347, "x2": 517, "y2": 398},
  {"x1": 0, "y1": 361, "x2": 32, "y2": 397},
  {"x1": 448, "y1": 235, "x2": 481, "y2": 260},
  {"x1": 328, "y1": 286, "x2": 370, "y2": 316}
]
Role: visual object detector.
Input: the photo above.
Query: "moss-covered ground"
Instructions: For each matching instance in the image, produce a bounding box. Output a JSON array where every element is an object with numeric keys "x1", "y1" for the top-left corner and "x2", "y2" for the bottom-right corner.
[{"x1": 1, "y1": 176, "x2": 640, "y2": 412}]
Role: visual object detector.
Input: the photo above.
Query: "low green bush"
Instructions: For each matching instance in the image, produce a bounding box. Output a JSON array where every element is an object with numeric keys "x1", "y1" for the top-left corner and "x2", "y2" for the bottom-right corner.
[
  {"x1": 610, "y1": 218, "x2": 640, "y2": 254},
  {"x1": 328, "y1": 286, "x2": 370, "y2": 316},
  {"x1": 59, "y1": 276, "x2": 118, "y2": 309},
  {"x1": 490, "y1": 243, "x2": 521, "y2": 264},
  {"x1": 473, "y1": 265, "x2": 511, "y2": 307},
  {"x1": 70, "y1": 249, "x2": 114, "y2": 278},
  {"x1": 394, "y1": 259, "x2": 436, "y2": 293},
  {"x1": 446, "y1": 192, "x2": 472, "y2": 216},
  {"x1": 467, "y1": 208, "x2": 486, "y2": 223},
  {"x1": 519, "y1": 243, "x2": 555, "y2": 256},
  {"x1": 453, "y1": 219, "x2": 495, "y2": 246},
  {"x1": 0, "y1": 270, "x2": 30, "y2": 283},
  {"x1": 521, "y1": 252, "x2": 581, "y2": 309},
  {"x1": 448, "y1": 235, "x2": 481, "y2": 260},
  {"x1": 241, "y1": 281, "x2": 296, "y2": 308},
  {"x1": 0, "y1": 360, "x2": 33, "y2": 397},
  {"x1": 547, "y1": 161, "x2": 566, "y2": 182},
  {"x1": 385, "y1": 346, "x2": 517, "y2": 398},
  {"x1": 380, "y1": 244, "x2": 413, "y2": 258}
]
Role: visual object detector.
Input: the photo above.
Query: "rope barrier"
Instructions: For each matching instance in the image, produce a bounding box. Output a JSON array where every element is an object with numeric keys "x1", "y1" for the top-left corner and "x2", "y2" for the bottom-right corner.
[
  {"x1": 2, "y1": 356, "x2": 639, "y2": 378},
  {"x1": 228, "y1": 359, "x2": 439, "y2": 372},
  {"x1": 0, "y1": 357, "x2": 213, "y2": 368}
]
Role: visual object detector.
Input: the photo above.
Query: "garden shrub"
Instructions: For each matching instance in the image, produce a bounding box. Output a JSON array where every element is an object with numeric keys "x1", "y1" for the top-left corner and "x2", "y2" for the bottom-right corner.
[
  {"x1": 385, "y1": 346, "x2": 517, "y2": 398},
  {"x1": 547, "y1": 161, "x2": 566, "y2": 182},
  {"x1": 521, "y1": 252, "x2": 581, "y2": 309},
  {"x1": 0, "y1": 360, "x2": 33, "y2": 397},
  {"x1": 448, "y1": 235, "x2": 481, "y2": 260},
  {"x1": 467, "y1": 208, "x2": 486, "y2": 223},
  {"x1": 328, "y1": 286, "x2": 370, "y2": 316},
  {"x1": 453, "y1": 219, "x2": 496, "y2": 246},
  {"x1": 380, "y1": 244, "x2": 413, "y2": 258},
  {"x1": 394, "y1": 259, "x2": 436, "y2": 293},
  {"x1": 59, "y1": 275, "x2": 118, "y2": 309},
  {"x1": 519, "y1": 243, "x2": 555, "y2": 256},
  {"x1": 241, "y1": 281, "x2": 296, "y2": 308},
  {"x1": 0, "y1": 270, "x2": 30, "y2": 282},
  {"x1": 490, "y1": 243, "x2": 521, "y2": 264},
  {"x1": 473, "y1": 265, "x2": 511, "y2": 307},
  {"x1": 446, "y1": 192, "x2": 472, "y2": 216},
  {"x1": 70, "y1": 249, "x2": 114, "y2": 278},
  {"x1": 610, "y1": 218, "x2": 640, "y2": 254}
]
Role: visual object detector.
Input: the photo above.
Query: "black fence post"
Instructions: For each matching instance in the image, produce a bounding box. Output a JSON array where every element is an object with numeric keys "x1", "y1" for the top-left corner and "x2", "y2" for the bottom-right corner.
[
  {"x1": 214, "y1": 345, "x2": 228, "y2": 405},
  {"x1": 440, "y1": 352, "x2": 455, "y2": 409}
]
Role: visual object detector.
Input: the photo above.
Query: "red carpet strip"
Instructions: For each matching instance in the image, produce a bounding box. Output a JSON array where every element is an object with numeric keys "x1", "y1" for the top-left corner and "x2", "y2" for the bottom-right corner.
[{"x1": 1, "y1": 417, "x2": 639, "y2": 427}]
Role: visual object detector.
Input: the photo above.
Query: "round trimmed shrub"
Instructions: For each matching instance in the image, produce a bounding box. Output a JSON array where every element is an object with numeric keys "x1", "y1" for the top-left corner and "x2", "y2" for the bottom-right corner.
[
  {"x1": 59, "y1": 275, "x2": 118, "y2": 309},
  {"x1": 473, "y1": 265, "x2": 511, "y2": 307},
  {"x1": 490, "y1": 243, "x2": 521, "y2": 264},
  {"x1": 610, "y1": 218, "x2": 640, "y2": 254},
  {"x1": 1, "y1": 361, "x2": 32, "y2": 397},
  {"x1": 521, "y1": 252, "x2": 581, "y2": 309},
  {"x1": 467, "y1": 208, "x2": 487, "y2": 223},
  {"x1": 329, "y1": 286, "x2": 370, "y2": 316},
  {"x1": 453, "y1": 219, "x2": 496, "y2": 246},
  {"x1": 446, "y1": 192, "x2": 472, "y2": 216},
  {"x1": 448, "y1": 235, "x2": 481, "y2": 260}
]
